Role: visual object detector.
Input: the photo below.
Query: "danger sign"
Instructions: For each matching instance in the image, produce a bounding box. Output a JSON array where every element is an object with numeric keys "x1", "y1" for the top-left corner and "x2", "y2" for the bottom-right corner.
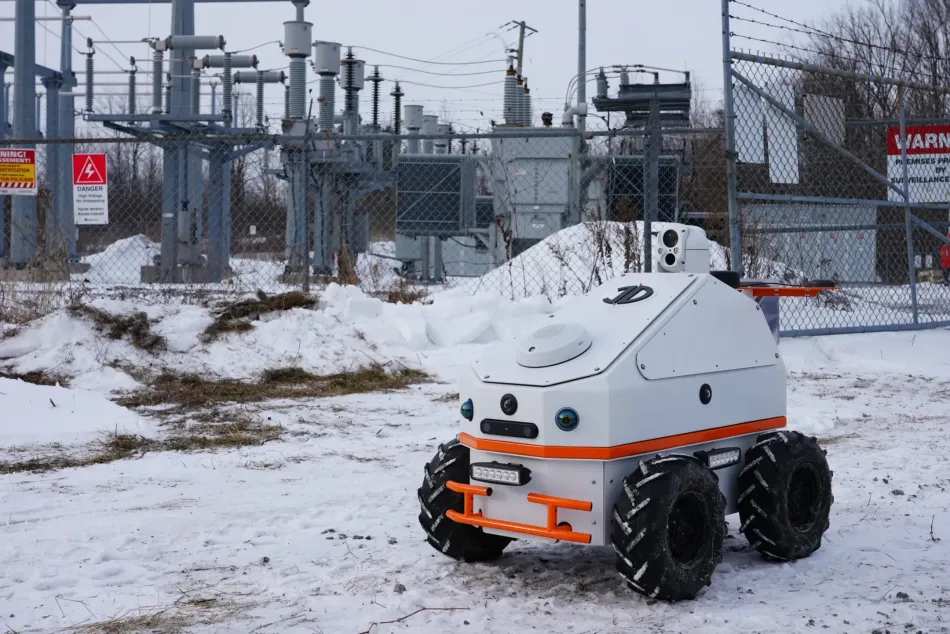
[
  {"x1": 72, "y1": 153, "x2": 109, "y2": 225},
  {"x1": 887, "y1": 125, "x2": 950, "y2": 203},
  {"x1": 0, "y1": 148, "x2": 37, "y2": 196}
]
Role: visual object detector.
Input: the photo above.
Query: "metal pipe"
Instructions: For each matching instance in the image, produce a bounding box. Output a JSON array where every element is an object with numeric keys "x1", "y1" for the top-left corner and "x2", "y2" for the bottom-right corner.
[
  {"x1": 58, "y1": 2, "x2": 76, "y2": 260},
  {"x1": 737, "y1": 192, "x2": 947, "y2": 209},
  {"x1": 200, "y1": 54, "x2": 256, "y2": 69},
  {"x1": 732, "y1": 69, "x2": 906, "y2": 201},
  {"x1": 782, "y1": 321, "x2": 950, "y2": 338},
  {"x1": 722, "y1": 0, "x2": 741, "y2": 274},
  {"x1": 577, "y1": 0, "x2": 586, "y2": 134},
  {"x1": 731, "y1": 51, "x2": 950, "y2": 95},
  {"x1": 0, "y1": 15, "x2": 91, "y2": 21},
  {"x1": 11, "y1": 0, "x2": 38, "y2": 265},
  {"x1": 41, "y1": 78, "x2": 59, "y2": 252},
  {"x1": 167, "y1": 34, "x2": 224, "y2": 50},
  {"x1": 234, "y1": 70, "x2": 284, "y2": 83},
  {"x1": 899, "y1": 86, "x2": 919, "y2": 325}
]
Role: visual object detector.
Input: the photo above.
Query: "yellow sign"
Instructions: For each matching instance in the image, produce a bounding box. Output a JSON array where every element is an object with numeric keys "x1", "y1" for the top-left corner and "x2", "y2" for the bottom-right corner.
[{"x1": 0, "y1": 149, "x2": 37, "y2": 196}]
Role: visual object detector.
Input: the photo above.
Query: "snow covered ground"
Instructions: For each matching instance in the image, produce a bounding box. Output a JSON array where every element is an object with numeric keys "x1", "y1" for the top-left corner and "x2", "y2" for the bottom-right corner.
[{"x1": 1, "y1": 276, "x2": 950, "y2": 632}]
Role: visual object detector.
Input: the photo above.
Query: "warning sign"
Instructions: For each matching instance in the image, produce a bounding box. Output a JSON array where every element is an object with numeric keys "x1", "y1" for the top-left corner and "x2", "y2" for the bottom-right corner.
[
  {"x1": 72, "y1": 153, "x2": 109, "y2": 225},
  {"x1": 887, "y1": 125, "x2": 950, "y2": 203},
  {"x1": 0, "y1": 148, "x2": 37, "y2": 196}
]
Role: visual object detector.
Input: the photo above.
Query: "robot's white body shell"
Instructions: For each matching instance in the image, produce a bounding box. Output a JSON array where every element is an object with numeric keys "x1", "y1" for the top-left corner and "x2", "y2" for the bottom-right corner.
[{"x1": 458, "y1": 243, "x2": 787, "y2": 546}]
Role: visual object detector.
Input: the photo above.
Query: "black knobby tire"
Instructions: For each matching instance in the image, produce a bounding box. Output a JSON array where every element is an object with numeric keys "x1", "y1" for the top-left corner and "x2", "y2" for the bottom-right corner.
[
  {"x1": 611, "y1": 455, "x2": 727, "y2": 601},
  {"x1": 417, "y1": 437, "x2": 512, "y2": 562},
  {"x1": 737, "y1": 430, "x2": 833, "y2": 561}
]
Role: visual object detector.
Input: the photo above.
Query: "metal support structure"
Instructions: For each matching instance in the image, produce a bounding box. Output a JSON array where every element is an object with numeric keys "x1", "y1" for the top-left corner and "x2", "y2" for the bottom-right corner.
[
  {"x1": 722, "y1": 0, "x2": 741, "y2": 275},
  {"x1": 0, "y1": 66, "x2": 6, "y2": 261},
  {"x1": 207, "y1": 144, "x2": 230, "y2": 280},
  {"x1": 58, "y1": 2, "x2": 77, "y2": 261},
  {"x1": 576, "y1": 0, "x2": 586, "y2": 134},
  {"x1": 643, "y1": 96, "x2": 660, "y2": 273},
  {"x1": 11, "y1": 0, "x2": 38, "y2": 265},
  {"x1": 898, "y1": 87, "x2": 919, "y2": 325},
  {"x1": 41, "y1": 77, "x2": 60, "y2": 252}
]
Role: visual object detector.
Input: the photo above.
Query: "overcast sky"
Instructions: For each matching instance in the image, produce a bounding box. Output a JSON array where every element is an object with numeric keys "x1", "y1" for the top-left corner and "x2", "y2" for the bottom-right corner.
[{"x1": 2, "y1": 0, "x2": 856, "y2": 132}]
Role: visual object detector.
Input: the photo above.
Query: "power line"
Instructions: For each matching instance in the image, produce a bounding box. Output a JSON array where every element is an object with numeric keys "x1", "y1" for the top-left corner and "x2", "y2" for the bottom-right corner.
[
  {"x1": 348, "y1": 45, "x2": 507, "y2": 66},
  {"x1": 396, "y1": 79, "x2": 504, "y2": 90},
  {"x1": 377, "y1": 64, "x2": 504, "y2": 77},
  {"x1": 233, "y1": 40, "x2": 280, "y2": 54},
  {"x1": 88, "y1": 17, "x2": 136, "y2": 71}
]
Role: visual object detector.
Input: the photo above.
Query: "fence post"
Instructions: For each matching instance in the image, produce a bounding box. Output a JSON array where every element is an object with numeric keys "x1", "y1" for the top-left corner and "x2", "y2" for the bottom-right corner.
[
  {"x1": 899, "y1": 86, "x2": 919, "y2": 324},
  {"x1": 721, "y1": 0, "x2": 742, "y2": 275}
]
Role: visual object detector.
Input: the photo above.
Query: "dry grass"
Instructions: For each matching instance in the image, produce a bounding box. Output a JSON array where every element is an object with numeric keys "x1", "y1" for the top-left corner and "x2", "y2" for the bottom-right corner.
[
  {"x1": 1, "y1": 416, "x2": 283, "y2": 475},
  {"x1": 201, "y1": 290, "x2": 318, "y2": 342},
  {"x1": 72, "y1": 611, "x2": 189, "y2": 633},
  {"x1": 0, "y1": 432, "x2": 155, "y2": 475},
  {"x1": 384, "y1": 277, "x2": 428, "y2": 305},
  {"x1": 117, "y1": 365, "x2": 428, "y2": 409},
  {"x1": 0, "y1": 368, "x2": 68, "y2": 387},
  {"x1": 69, "y1": 304, "x2": 166, "y2": 351}
]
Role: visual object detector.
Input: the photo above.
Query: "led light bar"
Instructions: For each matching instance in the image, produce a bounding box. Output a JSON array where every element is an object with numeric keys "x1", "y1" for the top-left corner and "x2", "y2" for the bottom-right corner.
[
  {"x1": 470, "y1": 462, "x2": 532, "y2": 487},
  {"x1": 694, "y1": 447, "x2": 741, "y2": 470}
]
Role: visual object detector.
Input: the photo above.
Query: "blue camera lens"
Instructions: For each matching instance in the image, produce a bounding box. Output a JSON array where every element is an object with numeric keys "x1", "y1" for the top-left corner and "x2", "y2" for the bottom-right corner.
[
  {"x1": 461, "y1": 399, "x2": 474, "y2": 421},
  {"x1": 556, "y1": 408, "x2": 579, "y2": 432}
]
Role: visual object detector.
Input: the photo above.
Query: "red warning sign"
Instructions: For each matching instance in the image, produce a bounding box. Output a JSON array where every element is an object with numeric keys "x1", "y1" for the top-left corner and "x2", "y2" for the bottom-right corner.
[
  {"x1": 73, "y1": 153, "x2": 107, "y2": 185},
  {"x1": 72, "y1": 153, "x2": 109, "y2": 225}
]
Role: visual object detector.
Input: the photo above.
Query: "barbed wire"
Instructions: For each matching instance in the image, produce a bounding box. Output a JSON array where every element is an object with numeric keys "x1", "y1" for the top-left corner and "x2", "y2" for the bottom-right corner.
[{"x1": 729, "y1": 9, "x2": 950, "y2": 65}]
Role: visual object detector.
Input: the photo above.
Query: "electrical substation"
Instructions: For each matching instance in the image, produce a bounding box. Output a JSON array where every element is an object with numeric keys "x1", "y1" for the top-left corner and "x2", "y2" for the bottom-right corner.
[{"x1": 0, "y1": 0, "x2": 698, "y2": 285}]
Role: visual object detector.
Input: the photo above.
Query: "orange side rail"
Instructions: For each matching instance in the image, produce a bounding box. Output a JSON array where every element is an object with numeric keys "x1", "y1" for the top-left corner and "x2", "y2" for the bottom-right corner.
[
  {"x1": 737, "y1": 286, "x2": 840, "y2": 298},
  {"x1": 446, "y1": 481, "x2": 593, "y2": 544}
]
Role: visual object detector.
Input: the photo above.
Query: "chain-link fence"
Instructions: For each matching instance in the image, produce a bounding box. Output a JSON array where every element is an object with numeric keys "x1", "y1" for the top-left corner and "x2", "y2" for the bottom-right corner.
[
  {"x1": 2, "y1": 112, "x2": 949, "y2": 335},
  {"x1": 727, "y1": 50, "x2": 950, "y2": 335}
]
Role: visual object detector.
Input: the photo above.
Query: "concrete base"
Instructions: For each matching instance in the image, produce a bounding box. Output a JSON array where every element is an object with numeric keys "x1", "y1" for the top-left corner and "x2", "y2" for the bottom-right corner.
[{"x1": 140, "y1": 265, "x2": 234, "y2": 284}]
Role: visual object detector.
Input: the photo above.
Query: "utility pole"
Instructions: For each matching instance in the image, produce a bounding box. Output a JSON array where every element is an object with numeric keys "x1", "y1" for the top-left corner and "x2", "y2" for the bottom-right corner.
[{"x1": 503, "y1": 20, "x2": 537, "y2": 76}]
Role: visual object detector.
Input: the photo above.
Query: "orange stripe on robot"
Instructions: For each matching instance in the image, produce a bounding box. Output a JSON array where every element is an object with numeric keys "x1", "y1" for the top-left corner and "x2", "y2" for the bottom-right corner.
[{"x1": 459, "y1": 416, "x2": 787, "y2": 460}]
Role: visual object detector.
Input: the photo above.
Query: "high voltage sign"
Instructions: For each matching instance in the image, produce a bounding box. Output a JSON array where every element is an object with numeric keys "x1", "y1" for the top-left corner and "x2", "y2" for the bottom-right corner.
[{"x1": 72, "y1": 153, "x2": 110, "y2": 225}]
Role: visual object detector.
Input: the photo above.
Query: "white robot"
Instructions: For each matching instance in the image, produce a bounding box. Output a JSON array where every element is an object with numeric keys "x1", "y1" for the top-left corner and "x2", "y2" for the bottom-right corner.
[{"x1": 418, "y1": 223, "x2": 835, "y2": 601}]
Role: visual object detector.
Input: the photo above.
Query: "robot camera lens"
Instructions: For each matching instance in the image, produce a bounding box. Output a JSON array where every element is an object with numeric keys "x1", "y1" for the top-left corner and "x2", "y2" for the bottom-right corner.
[
  {"x1": 665, "y1": 253, "x2": 677, "y2": 266},
  {"x1": 662, "y1": 229, "x2": 679, "y2": 248}
]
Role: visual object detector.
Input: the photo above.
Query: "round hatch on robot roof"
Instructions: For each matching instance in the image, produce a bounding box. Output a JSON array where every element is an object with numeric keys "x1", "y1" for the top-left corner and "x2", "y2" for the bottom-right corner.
[{"x1": 516, "y1": 322, "x2": 592, "y2": 369}]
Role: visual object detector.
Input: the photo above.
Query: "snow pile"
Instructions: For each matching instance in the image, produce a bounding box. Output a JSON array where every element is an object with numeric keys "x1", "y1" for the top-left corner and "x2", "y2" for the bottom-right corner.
[
  {"x1": 0, "y1": 378, "x2": 152, "y2": 455},
  {"x1": 0, "y1": 285, "x2": 558, "y2": 391},
  {"x1": 474, "y1": 221, "x2": 802, "y2": 301},
  {"x1": 81, "y1": 234, "x2": 161, "y2": 285}
]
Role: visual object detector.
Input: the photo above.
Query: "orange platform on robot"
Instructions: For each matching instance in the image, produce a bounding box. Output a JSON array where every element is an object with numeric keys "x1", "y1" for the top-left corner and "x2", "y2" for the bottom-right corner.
[{"x1": 459, "y1": 416, "x2": 786, "y2": 460}]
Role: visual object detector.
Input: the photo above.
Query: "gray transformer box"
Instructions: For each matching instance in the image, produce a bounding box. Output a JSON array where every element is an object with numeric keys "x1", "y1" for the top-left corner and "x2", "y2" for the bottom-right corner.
[{"x1": 489, "y1": 129, "x2": 579, "y2": 261}]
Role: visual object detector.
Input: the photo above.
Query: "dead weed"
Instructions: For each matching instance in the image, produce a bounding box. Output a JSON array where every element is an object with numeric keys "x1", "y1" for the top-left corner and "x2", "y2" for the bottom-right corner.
[
  {"x1": 70, "y1": 304, "x2": 166, "y2": 352},
  {"x1": 201, "y1": 290, "x2": 317, "y2": 342}
]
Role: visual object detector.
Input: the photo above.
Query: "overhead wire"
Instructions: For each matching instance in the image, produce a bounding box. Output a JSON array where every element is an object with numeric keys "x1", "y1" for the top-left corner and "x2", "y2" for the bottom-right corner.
[
  {"x1": 88, "y1": 16, "x2": 137, "y2": 71},
  {"x1": 348, "y1": 45, "x2": 507, "y2": 66},
  {"x1": 376, "y1": 64, "x2": 504, "y2": 77}
]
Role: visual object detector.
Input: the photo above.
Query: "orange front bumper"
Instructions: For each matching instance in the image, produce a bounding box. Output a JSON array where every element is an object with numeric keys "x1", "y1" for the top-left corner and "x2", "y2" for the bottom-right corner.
[{"x1": 445, "y1": 480, "x2": 593, "y2": 544}]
